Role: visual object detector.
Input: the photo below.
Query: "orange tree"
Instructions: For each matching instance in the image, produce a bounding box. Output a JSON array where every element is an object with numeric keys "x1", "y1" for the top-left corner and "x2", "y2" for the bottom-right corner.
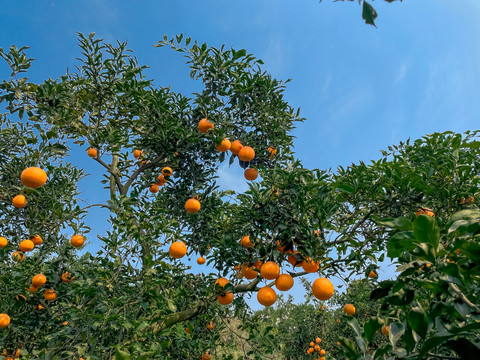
[{"x1": 1, "y1": 33, "x2": 480, "y2": 359}]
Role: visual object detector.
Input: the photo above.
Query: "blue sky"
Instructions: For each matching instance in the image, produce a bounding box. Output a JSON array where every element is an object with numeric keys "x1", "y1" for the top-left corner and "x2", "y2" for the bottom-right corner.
[{"x1": 1, "y1": 0, "x2": 480, "y2": 309}]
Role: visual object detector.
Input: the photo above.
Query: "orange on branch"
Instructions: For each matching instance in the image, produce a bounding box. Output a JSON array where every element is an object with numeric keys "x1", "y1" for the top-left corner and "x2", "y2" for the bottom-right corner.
[
  {"x1": 0, "y1": 237, "x2": 7, "y2": 248},
  {"x1": 260, "y1": 261, "x2": 280, "y2": 280},
  {"x1": 368, "y1": 270, "x2": 377, "y2": 278},
  {"x1": 241, "y1": 264, "x2": 258, "y2": 279},
  {"x1": 382, "y1": 325, "x2": 390, "y2": 335},
  {"x1": 216, "y1": 138, "x2": 231, "y2": 152},
  {"x1": 257, "y1": 286, "x2": 277, "y2": 307},
  {"x1": 312, "y1": 278, "x2": 334, "y2": 301},
  {"x1": 315, "y1": 337, "x2": 321, "y2": 343},
  {"x1": 31, "y1": 235, "x2": 43, "y2": 245},
  {"x1": 161, "y1": 167, "x2": 173, "y2": 176},
  {"x1": 0, "y1": 314, "x2": 10, "y2": 329},
  {"x1": 238, "y1": 146, "x2": 255, "y2": 161},
  {"x1": 302, "y1": 257, "x2": 319, "y2": 273},
  {"x1": 32, "y1": 274, "x2": 47, "y2": 288},
  {"x1": 11, "y1": 251, "x2": 25, "y2": 262},
  {"x1": 244, "y1": 168, "x2": 258, "y2": 180},
  {"x1": 87, "y1": 148, "x2": 97, "y2": 158},
  {"x1": 218, "y1": 292, "x2": 234, "y2": 305},
  {"x1": 71, "y1": 235, "x2": 85, "y2": 248},
  {"x1": 198, "y1": 118, "x2": 214, "y2": 133},
  {"x1": 185, "y1": 198, "x2": 201, "y2": 213},
  {"x1": 19, "y1": 239, "x2": 34, "y2": 252},
  {"x1": 62, "y1": 272, "x2": 74, "y2": 283},
  {"x1": 230, "y1": 140, "x2": 243, "y2": 155},
  {"x1": 416, "y1": 207, "x2": 434, "y2": 217},
  {"x1": 240, "y1": 235, "x2": 254, "y2": 249},
  {"x1": 44, "y1": 289, "x2": 57, "y2": 301},
  {"x1": 20, "y1": 167, "x2": 47, "y2": 188},
  {"x1": 344, "y1": 304, "x2": 355, "y2": 316},
  {"x1": 197, "y1": 256, "x2": 206, "y2": 265},
  {"x1": 275, "y1": 274, "x2": 294, "y2": 291},
  {"x1": 133, "y1": 149, "x2": 142, "y2": 159},
  {"x1": 149, "y1": 184, "x2": 159, "y2": 193},
  {"x1": 12, "y1": 195, "x2": 26, "y2": 208},
  {"x1": 169, "y1": 241, "x2": 187, "y2": 259}
]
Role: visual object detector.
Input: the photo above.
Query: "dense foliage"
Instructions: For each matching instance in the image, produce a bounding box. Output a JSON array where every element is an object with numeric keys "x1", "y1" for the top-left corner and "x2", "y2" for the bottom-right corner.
[{"x1": 0, "y1": 34, "x2": 479, "y2": 359}]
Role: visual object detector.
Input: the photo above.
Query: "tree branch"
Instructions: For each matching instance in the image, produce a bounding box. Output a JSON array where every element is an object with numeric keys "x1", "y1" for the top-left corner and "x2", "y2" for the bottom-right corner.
[
  {"x1": 448, "y1": 282, "x2": 480, "y2": 313},
  {"x1": 332, "y1": 209, "x2": 374, "y2": 245}
]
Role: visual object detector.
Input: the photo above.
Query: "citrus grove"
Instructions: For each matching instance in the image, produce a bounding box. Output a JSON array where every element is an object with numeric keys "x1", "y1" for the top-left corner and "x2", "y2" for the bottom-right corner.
[{"x1": 0, "y1": 34, "x2": 479, "y2": 359}]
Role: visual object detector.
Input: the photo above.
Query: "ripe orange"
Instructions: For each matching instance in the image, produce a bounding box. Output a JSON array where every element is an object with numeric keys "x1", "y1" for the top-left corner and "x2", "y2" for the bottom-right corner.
[
  {"x1": 19, "y1": 239, "x2": 34, "y2": 252},
  {"x1": 307, "y1": 347, "x2": 314, "y2": 354},
  {"x1": 44, "y1": 289, "x2": 57, "y2": 301},
  {"x1": 162, "y1": 167, "x2": 173, "y2": 176},
  {"x1": 21, "y1": 167, "x2": 48, "y2": 188},
  {"x1": 302, "y1": 257, "x2": 319, "y2": 273},
  {"x1": 244, "y1": 168, "x2": 258, "y2": 180},
  {"x1": 238, "y1": 146, "x2": 255, "y2": 162},
  {"x1": 133, "y1": 149, "x2": 143, "y2": 159},
  {"x1": 314, "y1": 344, "x2": 320, "y2": 351},
  {"x1": 12, "y1": 195, "x2": 26, "y2": 208},
  {"x1": 240, "y1": 235, "x2": 254, "y2": 249},
  {"x1": 198, "y1": 118, "x2": 214, "y2": 133},
  {"x1": 320, "y1": 349, "x2": 326, "y2": 355},
  {"x1": 267, "y1": 147, "x2": 277, "y2": 159},
  {"x1": 275, "y1": 274, "x2": 294, "y2": 291},
  {"x1": 157, "y1": 174, "x2": 167, "y2": 185},
  {"x1": 337, "y1": 341, "x2": 341, "y2": 346},
  {"x1": 216, "y1": 138, "x2": 231, "y2": 152},
  {"x1": 149, "y1": 184, "x2": 159, "y2": 193},
  {"x1": 197, "y1": 256, "x2": 206, "y2": 265},
  {"x1": 0, "y1": 237, "x2": 7, "y2": 248},
  {"x1": 310, "y1": 341, "x2": 314, "y2": 347},
  {"x1": 87, "y1": 148, "x2": 97, "y2": 158},
  {"x1": 344, "y1": 304, "x2": 355, "y2": 316},
  {"x1": 71, "y1": 235, "x2": 85, "y2": 248},
  {"x1": 416, "y1": 207, "x2": 434, "y2": 217},
  {"x1": 0, "y1": 314, "x2": 10, "y2": 328},
  {"x1": 31, "y1": 235, "x2": 43, "y2": 245},
  {"x1": 28, "y1": 285, "x2": 38, "y2": 293},
  {"x1": 241, "y1": 264, "x2": 258, "y2": 279},
  {"x1": 32, "y1": 274, "x2": 47, "y2": 288},
  {"x1": 320, "y1": 356, "x2": 325, "y2": 360},
  {"x1": 257, "y1": 286, "x2": 277, "y2": 307},
  {"x1": 312, "y1": 278, "x2": 334, "y2": 301},
  {"x1": 230, "y1": 140, "x2": 243, "y2": 155},
  {"x1": 287, "y1": 251, "x2": 303, "y2": 267},
  {"x1": 218, "y1": 292, "x2": 234, "y2": 305},
  {"x1": 61, "y1": 321, "x2": 68, "y2": 326},
  {"x1": 207, "y1": 321, "x2": 214, "y2": 331},
  {"x1": 253, "y1": 260, "x2": 263, "y2": 269},
  {"x1": 62, "y1": 272, "x2": 74, "y2": 283},
  {"x1": 201, "y1": 352, "x2": 212, "y2": 360},
  {"x1": 260, "y1": 261, "x2": 280, "y2": 280},
  {"x1": 368, "y1": 270, "x2": 377, "y2": 279},
  {"x1": 185, "y1": 327, "x2": 191, "y2": 334},
  {"x1": 381, "y1": 325, "x2": 390, "y2": 335},
  {"x1": 185, "y1": 198, "x2": 201, "y2": 213},
  {"x1": 169, "y1": 241, "x2": 187, "y2": 259},
  {"x1": 315, "y1": 337, "x2": 321, "y2": 343},
  {"x1": 11, "y1": 251, "x2": 25, "y2": 262},
  {"x1": 215, "y1": 278, "x2": 229, "y2": 289}
]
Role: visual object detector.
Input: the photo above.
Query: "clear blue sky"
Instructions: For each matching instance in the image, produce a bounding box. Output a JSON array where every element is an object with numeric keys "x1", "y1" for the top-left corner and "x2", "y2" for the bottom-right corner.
[{"x1": 1, "y1": 0, "x2": 480, "y2": 308}]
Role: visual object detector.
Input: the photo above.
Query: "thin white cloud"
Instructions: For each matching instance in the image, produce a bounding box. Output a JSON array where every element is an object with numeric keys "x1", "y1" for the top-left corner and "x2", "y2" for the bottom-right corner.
[
  {"x1": 216, "y1": 162, "x2": 249, "y2": 194},
  {"x1": 393, "y1": 63, "x2": 408, "y2": 85}
]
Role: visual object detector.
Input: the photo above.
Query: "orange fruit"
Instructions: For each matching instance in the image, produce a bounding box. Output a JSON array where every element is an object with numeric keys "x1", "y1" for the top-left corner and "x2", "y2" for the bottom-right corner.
[
  {"x1": 12, "y1": 195, "x2": 26, "y2": 208},
  {"x1": 455, "y1": 248, "x2": 461, "y2": 255},
  {"x1": 217, "y1": 292, "x2": 234, "y2": 305},
  {"x1": 302, "y1": 257, "x2": 319, "y2": 273},
  {"x1": 31, "y1": 235, "x2": 43, "y2": 245},
  {"x1": 162, "y1": 167, "x2": 173, "y2": 176},
  {"x1": 70, "y1": 235, "x2": 85, "y2": 248},
  {"x1": 87, "y1": 148, "x2": 97, "y2": 158},
  {"x1": 257, "y1": 286, "x2": 277, "y2": 306},
  {"x1": 157, "y1": 174, "x2": 167, "y2": 185},
  {"x1": 320, "y1": 349, "x2": 326, "y2": 355},
  {"x1": 207, "y1": 321, "x2": 214, "y2": 331},
  {"x1": 314, "y1": 344, "x2": 320, "y2": 351},
  {"x1": 287, "y1": 251, "x2": 303, "y2": 267},
  {"x1": 238, "y1": 146, "x2": 255, "y2": 162},
  {"x1": 11, "y1": 251, "x2": 25, "y2": 262},
  {"x1": 337, "y1": 341, "x2": 341, "y2": 346},
  {"x1": 61, "y1": 272, "x2": 74, "y2": 283},
  {"x1": 310, "y1": 342, "x2": 314, "y2": 347},
  {"x1": 216, "y1": 138, "x2": 231, "y2": 152},
  {"x1": 44, "y1": 289, "x2": 57, "y2": 301},
  {"x1": 198, "y1": 118, "x2": 214, "y2": 133},
  {"x1": 320, "y1": 356, "x2": 325, "y2": 360},
  {"x1": 133, "y1": 149, "x2": 142, "y2": 159},
  {"x1": 240, "y1": 235, "x2": 254, "y2": 249},
  {"x1": 185, "y1": 198, "x2": 201, "y2": 213},
  {"x1": 244, "y1": 168, "x2": 258, "y2": 180},
  {"x1": 368, "y1": 270, "x2": 377, "y2": 278},
  {"x1": 230, "y1": 140, "x2": 243, "y2": 155},
  {"x1": 416, "y1": 207, "x2": 434, "y2": 217},
  {"x1": 169, "y1": 241, "x2": 187, "y2": 259},
  {"x1": 260, "y1": 261, "x2": 280, "y2": 280},
  {"x1": 0, "y1": 314, "x2": 10, "y2": 328},
  {"x1": 61, "y1": 321, "x2": 68, "y2": 326},
  {"x1": 19, "y1": 239, "x2": 34, "y2": 252},
  {"x1": 241, "y1": 264, "x2": 258, "y2": 279},
  {"x1": 215, "y1": 278, "x2": 229, "y2": 289},
  {"x1": 197, "y1": 256, "x2": 206, "y2": 265},
  {"x1": 32, "y1": 274, "x2": 47, "y2": 288},
  {"x1": 185, "y1": 327, "x2": 191, "y2": 334},
  {"x1": 312, "y1": 278, "x2": 334, "y2": 300},
  {"x1": 267, "y1": 146, "x2": 277, "y2": 159},
  {"x1": 307, "y1": 347, "x2": 314, "y2": 354},
  {"x1": 0, "y1": 237, "x2": 7, "y2": 248},
  {"x1": 315, "y1": 337, "x2": 321, "y2": 343},
  {"x1": 253, "y1": 260, "x2": 263, "y2": 269},
  {"x1": 382, "y1": 325, "x2": 390, "y2": 335},
  {"x1": 149, "y1": 184, "x2": 159, "y2": 193},
  {"x1": 344, "y1": 304, "x2": 355, "y2": 316},
  {"x1": 21, "y1": 167, "x2": 47, "y2": 188},
  {"x1": 275, "y1": 274, "x2": 294, "y2": 291}
]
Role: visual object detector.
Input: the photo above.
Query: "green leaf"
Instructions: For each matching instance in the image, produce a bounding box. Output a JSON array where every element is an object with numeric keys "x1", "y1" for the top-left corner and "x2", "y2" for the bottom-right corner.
[
  {"x1": 413, "y1": 215, "x2": 440, "y2": 252},
  {"x1": 376, "y1": 216, "x2": 412, "y2": 230},
  {"x1": 389, "y1": 322, "x2": 405, "y2": 349},
  {"x1": 362, "y1": 0, "x2": 378, "y2": 27},
  {"x1": 407, "y1": 306, "x2": 431, "y2": 339},
  {"x1": 387, "y1": 231, "x2": 415, "y2": 259},
  {"x1": 335, "y1": 183, "x2": 355, "y2": 194},
  {"x1": 364, "y1": 317, "x2": 382, "y2": 342},
  {"x1": 115, "y1": 347, "x2": 131, "y2": 360}
]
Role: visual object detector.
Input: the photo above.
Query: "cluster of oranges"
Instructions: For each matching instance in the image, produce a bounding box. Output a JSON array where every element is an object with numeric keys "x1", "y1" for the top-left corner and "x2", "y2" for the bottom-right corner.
[
  {"x1": 0, "y1": 167, "x2": 85, "y2": 341},
  {"x1": 306, "y1": 337, "x2": 326, "y2": 359}
]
